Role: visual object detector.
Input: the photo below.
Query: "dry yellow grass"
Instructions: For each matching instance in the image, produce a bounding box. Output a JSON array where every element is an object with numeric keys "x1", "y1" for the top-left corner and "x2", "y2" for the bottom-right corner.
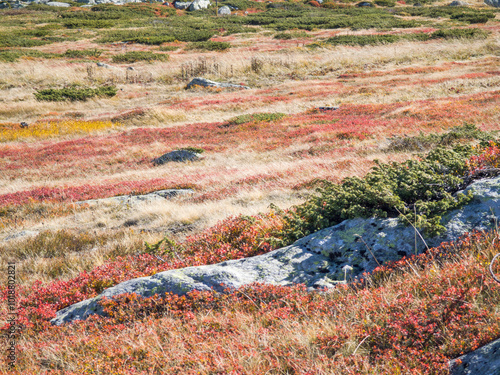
[{"x1": 0, "y1": 120, "x2": 117, "y2": 142}]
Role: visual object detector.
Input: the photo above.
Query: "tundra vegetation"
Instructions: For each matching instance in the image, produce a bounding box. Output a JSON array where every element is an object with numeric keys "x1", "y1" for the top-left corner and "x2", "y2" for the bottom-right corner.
[{"x1": 0, "y1": 0, "x2": 499, "y2": 373}]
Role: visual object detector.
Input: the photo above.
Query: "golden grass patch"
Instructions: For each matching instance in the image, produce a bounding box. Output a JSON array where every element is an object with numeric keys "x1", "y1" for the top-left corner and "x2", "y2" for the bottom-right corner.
[{"x1": 0, "y1": 120, "x2": 117, "y2": 142}]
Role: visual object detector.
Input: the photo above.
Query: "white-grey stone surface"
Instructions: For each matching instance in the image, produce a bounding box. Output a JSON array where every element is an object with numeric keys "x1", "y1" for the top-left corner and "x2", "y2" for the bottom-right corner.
[
  {"x1": 46, "y1": 1, "x2": 70, "y2": 5},
  {"x1": 174, "y1": 1, "x2": 190, "y2": 9},
  {"x1": 218, "y1": 5, "x2": 230, "y2": 15},
  {"x1": 450, "y1": 338, "x2": 500, "y2": 375},
  {"x1": 186, "y1": 77, "x2": 250, "y2": 90},
  {"x1": 75, "y1": 189, "x2": 194, "y2": 207},
  {"x1": 484, "y1": 0, "x2": 500, "y2": 6}
]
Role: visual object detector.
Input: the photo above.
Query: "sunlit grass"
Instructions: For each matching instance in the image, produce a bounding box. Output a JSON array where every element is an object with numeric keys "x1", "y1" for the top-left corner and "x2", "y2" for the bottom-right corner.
[{"x1": 0, "y1": 120, "x2": 117, "y2": 142}]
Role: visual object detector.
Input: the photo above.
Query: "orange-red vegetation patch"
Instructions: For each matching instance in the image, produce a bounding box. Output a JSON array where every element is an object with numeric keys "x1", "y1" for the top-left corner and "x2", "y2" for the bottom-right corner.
[{"x1": 1, "y1": 229, "x2": 499, "y2": 374}]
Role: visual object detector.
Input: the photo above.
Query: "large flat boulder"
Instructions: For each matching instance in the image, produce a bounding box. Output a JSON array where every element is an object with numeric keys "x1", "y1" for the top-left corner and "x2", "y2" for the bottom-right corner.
[
  {"x1": 75, "y1": 189, "x2": 194, "y2": 207},
  {"x1": 52, "y1": 176, "x2": 500, "y2": 325},
  {"x1": 450, "y1": 337, "x2": 500, "y2": 375},
  {"x1": 484, "y1": 0, "x2": 499, "y2": 6}
]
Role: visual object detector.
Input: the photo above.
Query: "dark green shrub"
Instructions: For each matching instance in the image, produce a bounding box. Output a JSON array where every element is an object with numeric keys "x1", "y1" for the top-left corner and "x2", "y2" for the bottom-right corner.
[
  {"x1": 220, "y1": 0, "x2": 265, "y2": 11},
  {"x1": 98, "y1": 28, "x2": 213, "y2": 45},
  {"x1": 278, "y1": 145, "x2": 479, "y2": 243},
  {"x1": 158, "y1": 45, "x2": 180, "y2": 51},
  {"x1": 225, "y1": 112, "x2": 287, "y2": 126},
  {"x1": 35, "y1": 85, "x2": 117, "y2": 101},
  {"x1": 180, "y1": 146, "x2": 205, "y2": 154},
  {"x1": 386, "y1": 124, "x2": 495, "y2": 152},
  {"x1": 0, "y1": 31, "x2": 51, "y2": 47},
  {"x1": 274, "y1": 31, "x2": 310, "y2": 39},
  {"x1": 451, "y1": 13, "x2": 494, "y2": 24},
  {"x1": 431, "y1": 28, "x2": 488, "y2": 40},
  {"x1": 185, "y1": 41, "x2": 231, "y2": 51},
  {"x1": 0, "y1": 48, "x2": 57, "y2": 62},
  {"x1": 395, "y1": 6, "x2": 494, "y2": 19},
  {"x1": 374, "y1": 0, "x2": 396, "y2": 5},
  {"x1": 111, "y1": 51, "x2": 169, "y2": 63},
  {"x1": 25, "y1": 3, "x2": 66, "y2": 12},
  {"x1": 274, "y1": 32, "x2": 293, "y2": 40},
  {"x1": 63, "y1": 49, "x2": 102, "y2": 58},
  {"x1": 62, "y1": 19, "x2": 113, "y2": 29},
  {"x1": 325, "y1": 32, "x2": 430, "y2": 46}
]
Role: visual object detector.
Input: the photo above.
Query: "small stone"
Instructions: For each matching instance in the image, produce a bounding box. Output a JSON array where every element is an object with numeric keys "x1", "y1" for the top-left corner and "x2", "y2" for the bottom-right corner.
[
  {"x1": 218, "y1": 5, "x2": 231, "y2": 15},
  {"x1": 188, "y1": 0, "x2": 210, "y2": 11},
  {"x1": 186, "y1": 77, "x2": 250, "y2": 90}
]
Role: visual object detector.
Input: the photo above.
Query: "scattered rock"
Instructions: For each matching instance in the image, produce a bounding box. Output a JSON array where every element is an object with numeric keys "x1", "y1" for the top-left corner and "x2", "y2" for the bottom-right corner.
[
  {"x1": 46, "y1": 1, "x2": 71, "y2": 5},
  {"x1": 126, "y1": 66, "x2": 135, "y2": 71},
  {"x1": 484, "y1": 0, "x2": 499, "y2": 6},
  {"x1": 52, "y1": 176, "x2": 500, "y2": 325},
  {"x1": 356, "y1": 1, "x2": 373, "y2": 6},
  {"x1": 188, "y1": 0, "x2": 210, "y2": 10},
  {"x1": 186, "y1": 77, "x2": 250, "y2": 90},
  {"x1": 449, "y1": 337, "x2": 500, "y2": 375},
  {"x1": 173, "y1": 0, "x2": 190, "y2": 9},
  {"x1": 218, "y1": 5, "x2": 231, "y2": 15},
  {"x1": 448, "y1": 0, "x2": 468, "y2": 5},
  {"x1": 318, "y1": 106, "x2": 339, "y2": 112},
  {"x1": 75, "y1": 189, "x2": 194, "y2": 207},
  {"x1": 20, "y1": 122, "x2": 29, "y2": 128},
  {"x1": 152, "y1": 150, "x2": 201, "y2": 165},
  {"x1": 3, "y1": 230, "x2": 39, "y2": 242},
  {"x1": 96, "y1": 62, "x2": 112, "y2": 69},
  {"x1": 123, "y1": 219, "x2": 139, "y2": 227}
]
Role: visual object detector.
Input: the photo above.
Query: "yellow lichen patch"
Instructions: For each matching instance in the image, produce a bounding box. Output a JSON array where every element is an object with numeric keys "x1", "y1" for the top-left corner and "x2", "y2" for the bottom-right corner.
[{"x1": 0, "y1": 120, "x2": 117, "y2": 142}]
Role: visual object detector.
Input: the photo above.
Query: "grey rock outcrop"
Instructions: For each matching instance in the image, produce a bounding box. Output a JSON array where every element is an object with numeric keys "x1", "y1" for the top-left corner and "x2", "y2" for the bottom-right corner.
[
  {"x1": 96, "y1": 62, "x2": 113, "y2": 69},
  {"x1": 46, "y1": 1, "x2": 70, "y2": 5},
  {"x1": 188, "y1": 0, "x2": 210, "y2": 10},
  {"x1": 152, "y1": 150, "x2": 201, "y2": 165},
  {"x1": 450, "y1": 337, "x2": 500, "y2": 375},
  {"x1": 448, "y1": 0, "x2": 468, "y2": 5},
  {"x1": 3, "y1": 230, "x2": 39, "y2": 242},
  {"x1": 186, "y1": 77, "x2": 250, "y2": 90},
  {"x1": 52, "y1": 176, "x2": 500, "y2": 325},
  {"x1": 218, "y1": 5, "x2": 231, "y2": 15},
  {"x1": 484, "y1": 0, "x2": 499, "y2": 7}
]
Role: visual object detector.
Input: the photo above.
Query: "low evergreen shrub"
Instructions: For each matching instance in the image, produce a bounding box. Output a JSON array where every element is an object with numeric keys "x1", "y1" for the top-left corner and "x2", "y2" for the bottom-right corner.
[
  {"x1": 374, "y1": 0, "x2": 396, "y2": 5},
  {"x1": 226, "y1": 112, "x2": 287, "y2": 126},
  {"x1": 277, "y1": 145, "x2": 477, "y2": 244},
  {"x1": 185, "y1": 41, "x2": 231, "y2": 51},
  {"x1": 386, "y1": 124, "x2": 496, "y2": 152},
  {"x1": 451, "y1": 13, "x2": 495, "y2": 24},
  {"x1": 63, "y1": 49, "x2": 102, "y2": 58},
  {"x1": 111, "y1": 51, "x2": 169, "y2": 63},
  {"x1": 430, "y1": 28, "x2": 488, "y2": 40}
]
